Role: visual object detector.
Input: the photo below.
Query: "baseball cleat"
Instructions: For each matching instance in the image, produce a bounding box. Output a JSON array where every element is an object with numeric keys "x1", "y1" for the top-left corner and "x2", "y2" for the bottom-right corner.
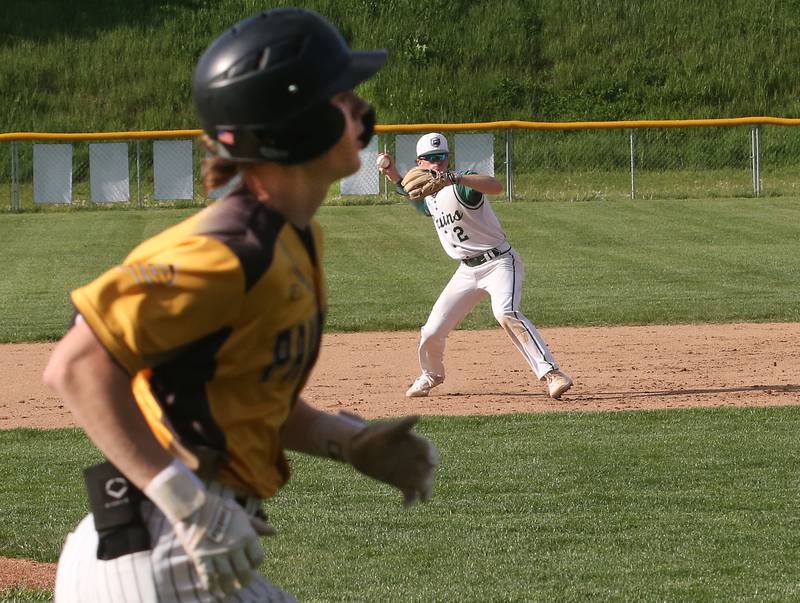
[
  {"x1": 543, "y1": 370, "x2": 573, "y2": 399},
  {"x1": 406, "y1": 374, "x2": 444, "y2": 398}
]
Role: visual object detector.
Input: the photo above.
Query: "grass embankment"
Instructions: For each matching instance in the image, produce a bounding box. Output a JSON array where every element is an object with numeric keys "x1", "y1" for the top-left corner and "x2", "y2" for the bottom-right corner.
[{"x1": 3, "y1": 0, "x2": 800, "y2": 132}]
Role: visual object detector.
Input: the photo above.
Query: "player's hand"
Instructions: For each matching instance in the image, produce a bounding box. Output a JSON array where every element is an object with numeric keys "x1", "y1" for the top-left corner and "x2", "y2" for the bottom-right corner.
[
  {"x1": 144, "y1": 461, "x2": 268, "y2": 597},
  {"x1": 376, "y1": 152, "x2": 392, "y2": 173},
  {"x1": 376, "y1": 153, "x2": 401, "y2": 183},
  {"x1": 173, "y1": 493, "x2": 266, "y2": 597},
  {"x1": 343, "y1": 414, "x2": 439, "y2": 506}
]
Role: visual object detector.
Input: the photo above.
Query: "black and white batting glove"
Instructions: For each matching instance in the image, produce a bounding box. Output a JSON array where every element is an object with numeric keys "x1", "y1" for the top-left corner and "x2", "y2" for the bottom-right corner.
[{"x1": 144, "y1": 460, "x2": 266, "y2": 597}]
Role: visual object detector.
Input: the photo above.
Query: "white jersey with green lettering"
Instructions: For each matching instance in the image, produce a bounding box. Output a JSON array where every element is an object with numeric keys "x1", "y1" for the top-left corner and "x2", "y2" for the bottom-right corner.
[
  {"x1": 401, "y1": 174, "x2": 559, "y2": 383},
  {"x1": 421, "y1": 179, "x2": 509, "y2": 260}
]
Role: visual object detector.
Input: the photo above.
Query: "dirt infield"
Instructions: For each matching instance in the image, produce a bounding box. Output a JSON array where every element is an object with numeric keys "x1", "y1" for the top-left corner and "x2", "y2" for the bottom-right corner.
[
  {"x1": 0, "y1": 557, "x2": 57, "y2": 592},
  {"x1": 3, "y1": 322, "x2": 800, "y2": 591}
]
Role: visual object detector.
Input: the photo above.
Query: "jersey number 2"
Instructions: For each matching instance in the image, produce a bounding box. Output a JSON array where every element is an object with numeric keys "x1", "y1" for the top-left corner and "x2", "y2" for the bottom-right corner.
[{"x1": 453, "y1": 226, "x2": 469, "y2": 242}]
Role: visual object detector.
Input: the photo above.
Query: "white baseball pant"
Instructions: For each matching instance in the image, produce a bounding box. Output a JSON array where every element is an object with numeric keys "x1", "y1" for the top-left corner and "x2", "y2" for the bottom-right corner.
[
  {"x1": 55, "y1": 481, "x2": 296, "y2": 603},
  {"x1": 418, "y1": 248, "x2": 558, "y2": 381}
]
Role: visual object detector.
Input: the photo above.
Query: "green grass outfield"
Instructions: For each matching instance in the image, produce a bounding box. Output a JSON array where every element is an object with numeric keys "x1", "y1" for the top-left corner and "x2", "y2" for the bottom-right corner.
[
  {"x1": 1, "y1": 197, "x2": 799, "y2": 342},
  {"x1": 2, "y1": 408, "x2": 800, "y2": 602}
]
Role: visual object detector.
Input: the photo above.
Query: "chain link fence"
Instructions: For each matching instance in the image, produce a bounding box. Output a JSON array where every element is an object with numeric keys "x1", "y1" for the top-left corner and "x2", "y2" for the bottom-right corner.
[
  {"x1": 0, "y1": 136, "x2": 212, "y2": 210},
  {"x1": 2, "y1": 120, "x2": 800, "y2": 211}
]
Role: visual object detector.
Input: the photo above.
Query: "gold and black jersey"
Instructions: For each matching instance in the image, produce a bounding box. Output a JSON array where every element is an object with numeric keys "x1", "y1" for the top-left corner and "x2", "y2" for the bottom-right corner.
[{"x1": 71, "y1": 185, "x2": 326, "y2": 499}]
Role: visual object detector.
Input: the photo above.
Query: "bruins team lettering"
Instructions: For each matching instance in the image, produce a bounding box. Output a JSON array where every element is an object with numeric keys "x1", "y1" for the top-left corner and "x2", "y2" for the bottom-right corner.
[{"x1": 434, "y1": 210, "x2": 463, "y2": 230}]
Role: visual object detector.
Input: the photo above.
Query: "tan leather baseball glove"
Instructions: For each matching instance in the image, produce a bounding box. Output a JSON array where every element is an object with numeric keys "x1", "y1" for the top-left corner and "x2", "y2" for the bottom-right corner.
[{"x1": 401, "y1": 167, "x2": 458, "y2": 200}]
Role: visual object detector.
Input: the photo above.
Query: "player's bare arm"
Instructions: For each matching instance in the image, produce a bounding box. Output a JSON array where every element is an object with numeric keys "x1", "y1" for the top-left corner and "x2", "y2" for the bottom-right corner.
[
  {"x1": 416, "y1": 154, "x2": 503, "y2": 195},
  {"x1": 455, "y1": 173, "x2": 503, "y2": 195},
  {"x1": 280, "y1": 397, "x2": 364, "y2": 457},
  {"x1": 43, "y1": 319, "x2": 173, "y2": 489},
  {"x1": 44, "y1": 319, "x2": 268, "y2": 597},
  {"x1": 379, "y1": 148, "x2": 502, "y2": 197}
]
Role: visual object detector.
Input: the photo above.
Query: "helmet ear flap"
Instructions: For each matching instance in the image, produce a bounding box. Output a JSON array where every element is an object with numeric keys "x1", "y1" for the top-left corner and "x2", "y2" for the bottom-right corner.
[
  {"x1": 210, "y1": 101, "x2": 345, "y2": 164},
  {"x1": 258, "y1": 101, "x2": 345, "y2": 164}
]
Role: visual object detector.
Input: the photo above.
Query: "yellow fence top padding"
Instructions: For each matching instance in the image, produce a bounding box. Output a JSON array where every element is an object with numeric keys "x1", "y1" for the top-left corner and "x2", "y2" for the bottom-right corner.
[
  {"x1": 376, "y1": 116, "x2": 800, "y2": 132},
  {"x1": 0, "y1": 130, "x2": 202, "y2": 141},
  {"x1": 2, "y1": 117, "x2": 800, "y2": 141}
]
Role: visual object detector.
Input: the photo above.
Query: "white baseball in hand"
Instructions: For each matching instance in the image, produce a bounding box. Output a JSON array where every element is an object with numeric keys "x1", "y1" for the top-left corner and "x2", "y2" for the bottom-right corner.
[{"x1": 376, "y1": 154, "x2": 391, "y2": 170}]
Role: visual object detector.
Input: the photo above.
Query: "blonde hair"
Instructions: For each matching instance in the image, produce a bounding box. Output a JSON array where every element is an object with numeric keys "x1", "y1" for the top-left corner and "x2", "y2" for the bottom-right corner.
[{"x1": 199, "y1": 135, "x2": 241, "y2": 194}]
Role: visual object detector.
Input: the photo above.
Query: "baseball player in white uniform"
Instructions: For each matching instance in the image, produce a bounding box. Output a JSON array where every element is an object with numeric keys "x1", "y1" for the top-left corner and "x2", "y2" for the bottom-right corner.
[{"x1": 379, "y1": 132, "x2": 573, "y2": 399}]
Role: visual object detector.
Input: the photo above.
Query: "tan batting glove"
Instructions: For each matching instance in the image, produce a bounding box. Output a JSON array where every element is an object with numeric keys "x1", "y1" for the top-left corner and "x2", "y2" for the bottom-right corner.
[
  {"x1": 144, "y1": 461, "x2": 267, "y2": 598},
  {"x1": 341, "y1": 413, "x2": 440, "y2": 506}
]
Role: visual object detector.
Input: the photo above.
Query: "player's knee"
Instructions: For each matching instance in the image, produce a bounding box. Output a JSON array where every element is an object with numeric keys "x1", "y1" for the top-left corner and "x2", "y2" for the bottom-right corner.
[
  {"x1": 497, "y1": 312, "x2": 530, "y2": 337},
  {"x1": 494, "y1": 311, "x2": 517, "y2": 330},
  {"x1": 420, "y1": 323, "x2": 445, "y2": 346}
]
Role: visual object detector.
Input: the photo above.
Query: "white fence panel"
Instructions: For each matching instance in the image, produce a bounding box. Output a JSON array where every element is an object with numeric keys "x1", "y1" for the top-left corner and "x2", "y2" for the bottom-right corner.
[
  {"x1": 154, "y1": 140, "x2": 193, "y2": 200},
  {"x1": 455, "y1": 133, "x2": 494, "y2": 176},
  {"x1": 90, "y1": 142, "x2": 130, "y2": 203},
  {"x1": 33, "y1": 144, "x2": 72, "y2": 204},
  {"x1": 394, "y1": 135, "x2": 419, "y2": 176},
  {"x1": 340, "y1": 137, "x2": 379, "y2": 195}
]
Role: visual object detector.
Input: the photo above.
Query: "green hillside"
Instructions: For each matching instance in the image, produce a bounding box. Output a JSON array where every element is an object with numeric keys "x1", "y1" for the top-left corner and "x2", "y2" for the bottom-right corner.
[{"x1": 2, "y1": 0, "x2": 800, "y2": 133}]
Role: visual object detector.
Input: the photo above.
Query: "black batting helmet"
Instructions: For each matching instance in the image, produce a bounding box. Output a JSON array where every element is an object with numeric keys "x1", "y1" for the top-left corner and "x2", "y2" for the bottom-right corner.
[{"x1": 193, "y1": 8, "x2": 387, "y2": 163}]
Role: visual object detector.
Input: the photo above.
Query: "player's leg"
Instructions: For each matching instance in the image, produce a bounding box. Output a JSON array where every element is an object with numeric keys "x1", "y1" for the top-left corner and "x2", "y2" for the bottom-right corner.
[
  {"x1": 408, "y1": 265, "x2": 486, "y2": 397},
  {"x1": 55, "y1": 514, "x2": 157, "y2": 603},
  {"x1": 480, "y1": 250, "x2": 572, "y2": 398},
  {"x1": 56, "y1": 495, "x2": 292, "y2": 602},
  {"x1": 54, "y1": 515, "x2": 94, "y2": 603}
]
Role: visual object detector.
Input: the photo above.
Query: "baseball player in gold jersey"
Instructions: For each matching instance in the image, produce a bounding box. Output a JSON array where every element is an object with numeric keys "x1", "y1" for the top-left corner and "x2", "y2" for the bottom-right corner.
[{"x1": 44, "y1": 9, "x2": 438, "y2": 602}]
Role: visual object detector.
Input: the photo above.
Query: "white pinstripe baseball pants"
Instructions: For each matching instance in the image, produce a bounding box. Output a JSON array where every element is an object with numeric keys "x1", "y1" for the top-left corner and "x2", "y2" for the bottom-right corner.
[
  {"x1": 55, "y1": 482, "x2": 296, "y2": 603},
  {"x1": 418, "y1": 248, "x2": 558, "y2": 381}
]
